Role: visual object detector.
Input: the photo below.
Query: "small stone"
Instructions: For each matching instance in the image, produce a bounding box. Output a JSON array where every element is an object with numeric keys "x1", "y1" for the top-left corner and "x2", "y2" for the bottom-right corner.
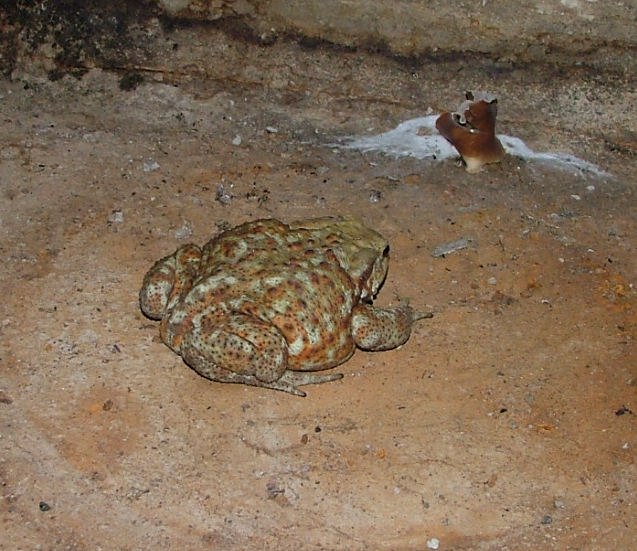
[
  {"x1": 232, "y1": 135, "x2": 242, "y2": 146},
  {"x1": 174, "y1": 221, "x2": 193, "y2": 239},
  {"x1": 215, "y1": 184, "x2": 233, "y2": 205},
  {"x1": 554, "y1": 500, "x2": 565, "y2": 509},
  {"x1": 431, "y1": 238, "x2": 471, "y2": 257},
  {"x1": 541, "y1": 514, "x2": 553, "y2": 525},
  {"x1": 143, "y1": 160, "x2": 160, "y2": 172},
  {"x1": 0, "y1": 390, "x2": 13, "y2": 404},
  {"x1": 266, "y1": 482, "x2": 284, "y2": 499},
  {"x1": 265, "y1": 126, "x2": 278, "y2": 134},
  {"x1": 487, "y1": 277, "x2": 497, "y2": 285},
  {"x1": 426, "y1": 538, "x2": 440, "y2": 549},
  {"x1": 108, "y1": 209, "x2": 124, "y2": 224},
  {"x1": 369, "y1": 190, "x2": 382, "y2": 203},
  {"x1": 39, "y1": 501, "x2": 51, "y2": 512},
  {"x1": 570, "y1": 194, "x2": 581, "y2": 201}
]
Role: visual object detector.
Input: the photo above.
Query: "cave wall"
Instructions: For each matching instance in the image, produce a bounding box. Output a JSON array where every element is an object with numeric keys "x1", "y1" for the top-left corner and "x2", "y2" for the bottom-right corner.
[{"x1": 1, "y1": 0, "x2": 635, "y2": 80}]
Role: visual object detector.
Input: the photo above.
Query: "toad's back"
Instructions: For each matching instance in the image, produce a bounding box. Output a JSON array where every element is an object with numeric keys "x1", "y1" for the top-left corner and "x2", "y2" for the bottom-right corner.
[{"x1": 175, "y1": 219, "x2": 362, "y2": 369}]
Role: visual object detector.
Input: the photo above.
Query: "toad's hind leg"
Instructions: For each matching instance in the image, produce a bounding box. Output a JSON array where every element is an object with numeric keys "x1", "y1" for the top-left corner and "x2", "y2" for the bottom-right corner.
[
  {"x1": 180, "y1": 313, "x2": 341, "y2": 396},
  {"x1": 351, "y1": 302, "x2": 433, "y2": 351},
  {"x1": 183, "y1": 313, "x2": 287, "y2": 381}
]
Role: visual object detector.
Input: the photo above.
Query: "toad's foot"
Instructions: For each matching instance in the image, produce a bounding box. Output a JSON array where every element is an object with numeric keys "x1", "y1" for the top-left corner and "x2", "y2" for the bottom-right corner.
[
  {"x1": 351, "y1": 301, "x2": 433, "y2": 351},
  {"x1": 271, "y1": 370, "x2": 344, "y2": 397}
]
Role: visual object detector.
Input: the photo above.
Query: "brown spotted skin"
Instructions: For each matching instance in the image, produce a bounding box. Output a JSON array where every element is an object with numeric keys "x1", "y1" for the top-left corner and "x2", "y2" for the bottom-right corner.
[{"x1": 139, "y1": 215, "x2": 430, "y2": 396}]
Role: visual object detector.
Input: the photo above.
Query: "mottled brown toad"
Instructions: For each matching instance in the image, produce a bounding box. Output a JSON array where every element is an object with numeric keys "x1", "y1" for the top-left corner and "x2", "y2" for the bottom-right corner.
[{"x1": 140, "y1": 215, "x2": 430, "y2": 396}]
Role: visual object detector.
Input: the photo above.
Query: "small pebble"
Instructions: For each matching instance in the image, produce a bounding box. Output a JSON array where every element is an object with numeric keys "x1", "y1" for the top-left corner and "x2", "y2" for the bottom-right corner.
[
  {"x1": 143, "y1": 160, "x2": 160, "y2": 172},
  {"x1": 232, "y1": 135, "x2": 242, "y2": 146},
  {"x1": 265, "y1": 482, "x2": 284, "y2": 499},
  {"x1": 426, "y1": 538, "x2": 440, "y2": 549},
  {"x1": 39, "y1": 501, "x2": 51, "y2": 512},
  {"x1": 265, "y1": 126, "x2": 278, "y2": 134},
  {"x1": 108, "y1": 210, "x2": 124, "y2": 224},
  {"x1": 431, "y1": 238, "x2": 471, "y2": 257},
  {"x1": 369, "y1": 190, "x2": 382, "y2": 203},
  {"x1": 570, "y1": 194, "x2": 581, "y2": 201},
  {"x1": 0, "y1": 390, "x2": 14, "y2": 404},
  {"x1": 216, "y1": 184, "x2": 233, "y2": 204},
  {"x1": 541, "y1": 514, "x2": 553, "y2": 525},
  {"x1": 487, "y1": 277, "x2": 497, "y2": 285},
  {"x1": 554, "y1": 500, "x2": 565, "y2": 509},
  {"x1": 174, "y1": 221, "x2": 193, "y2": 239}
]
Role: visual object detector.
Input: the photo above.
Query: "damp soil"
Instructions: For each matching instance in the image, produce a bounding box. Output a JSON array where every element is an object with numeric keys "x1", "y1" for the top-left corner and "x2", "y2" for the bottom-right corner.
[{"x1": 0, "y1": 29, "x2": 635, "y2": 551}]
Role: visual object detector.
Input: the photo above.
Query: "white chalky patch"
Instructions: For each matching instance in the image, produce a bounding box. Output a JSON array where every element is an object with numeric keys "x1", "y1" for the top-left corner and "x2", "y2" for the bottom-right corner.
[
  {"x1": 335, "y1": 114, "x2": 610, "y2": 178},
  {"x1": 340, "y1": 116, "x2": 453, "y2": 160},
  {"x1": 498, "y1": 135, "x2": 609, "y2": 177}
]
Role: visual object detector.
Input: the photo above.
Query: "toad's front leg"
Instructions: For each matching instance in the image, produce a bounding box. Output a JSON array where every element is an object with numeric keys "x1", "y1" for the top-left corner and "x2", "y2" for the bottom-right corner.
[
  {"x1": 351, "y1": 302, "x2": 432, "y2": 351},
  {"x1": 179, "y1": 313, "x2": 341, "y2": 396}
]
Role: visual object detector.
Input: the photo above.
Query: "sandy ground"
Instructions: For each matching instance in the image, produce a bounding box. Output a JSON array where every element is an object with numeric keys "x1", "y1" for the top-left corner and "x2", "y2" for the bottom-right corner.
[{"x1": 1, "y1": 30, "x2": 635, "y2": 550}]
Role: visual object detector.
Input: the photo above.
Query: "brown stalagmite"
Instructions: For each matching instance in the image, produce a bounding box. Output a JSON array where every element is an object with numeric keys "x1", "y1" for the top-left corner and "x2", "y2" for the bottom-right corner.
[{"x1": 436, "y1": 91, "x2": 506, "y2": 173}]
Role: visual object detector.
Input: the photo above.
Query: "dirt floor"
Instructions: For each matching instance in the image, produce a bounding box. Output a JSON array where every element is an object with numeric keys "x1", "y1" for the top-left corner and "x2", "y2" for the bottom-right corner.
[{"x1": 1, "y1": 26, "x2": 635, "y2": 551}]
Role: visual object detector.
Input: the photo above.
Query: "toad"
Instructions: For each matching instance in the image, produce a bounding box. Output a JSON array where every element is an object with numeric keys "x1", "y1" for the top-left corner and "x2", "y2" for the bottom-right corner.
[{"x1": 140, "y1": 215, "x2": 430, "y2": 396}]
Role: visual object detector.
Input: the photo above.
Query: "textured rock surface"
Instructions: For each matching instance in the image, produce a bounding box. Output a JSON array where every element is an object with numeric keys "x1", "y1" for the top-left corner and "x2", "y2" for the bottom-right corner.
[
  {"x1": 2, "y1": 0, "x2": 636, "y2": 76},
  {"x1": 158, "y1": 0, "x2": 635, "y2": 69}
]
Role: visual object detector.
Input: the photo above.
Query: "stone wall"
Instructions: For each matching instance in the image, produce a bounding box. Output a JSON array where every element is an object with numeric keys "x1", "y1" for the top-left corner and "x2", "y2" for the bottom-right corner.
[
  {"x1": 1, "y1": 0, "x2": 635, "y2": 78},
  {"x1": 158, "y1": 0, "x2": 635, "y2": 68}
]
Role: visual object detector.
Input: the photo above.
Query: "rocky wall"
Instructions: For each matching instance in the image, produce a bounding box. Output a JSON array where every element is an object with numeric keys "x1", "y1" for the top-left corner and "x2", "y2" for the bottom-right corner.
[{"x1": 1, "y1": 0, "x2": 635, "y2": 79}]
